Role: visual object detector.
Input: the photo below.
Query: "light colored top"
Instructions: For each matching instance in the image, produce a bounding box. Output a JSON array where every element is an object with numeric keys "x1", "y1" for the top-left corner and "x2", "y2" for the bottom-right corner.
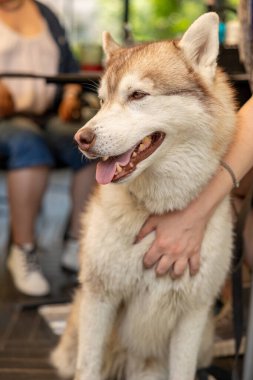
[{"x1": 0, "y1": 19, "x2": 60, "y2": 114}]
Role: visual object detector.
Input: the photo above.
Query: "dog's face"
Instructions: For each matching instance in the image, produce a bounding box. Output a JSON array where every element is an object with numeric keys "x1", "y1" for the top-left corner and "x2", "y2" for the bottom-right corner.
[{"x1": 75, "y1": 13, "x2": 219, "y2": 185}]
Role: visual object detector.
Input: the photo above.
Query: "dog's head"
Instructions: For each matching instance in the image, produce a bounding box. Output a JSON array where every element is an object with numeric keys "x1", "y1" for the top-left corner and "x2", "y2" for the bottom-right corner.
[{"x1": 75, "y1": 13, "x2": 222, "y2": 185}]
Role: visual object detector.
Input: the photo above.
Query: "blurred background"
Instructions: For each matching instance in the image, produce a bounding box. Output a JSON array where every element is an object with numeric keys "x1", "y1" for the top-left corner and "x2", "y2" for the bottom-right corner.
[{"x1": 39, "y1": 0, "x2": 241, "y2": 70}]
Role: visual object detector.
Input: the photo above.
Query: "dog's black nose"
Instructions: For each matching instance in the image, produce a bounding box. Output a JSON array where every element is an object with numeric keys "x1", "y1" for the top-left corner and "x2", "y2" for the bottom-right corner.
[{"x1": 74, "y1": 128, "x2": 96, "y2": 151}]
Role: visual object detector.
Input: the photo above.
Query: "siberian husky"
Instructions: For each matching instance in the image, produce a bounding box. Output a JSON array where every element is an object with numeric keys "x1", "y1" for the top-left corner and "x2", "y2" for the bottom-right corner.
[{"x1": 51, "y1": 13, "x2": 236, "y2": 380}]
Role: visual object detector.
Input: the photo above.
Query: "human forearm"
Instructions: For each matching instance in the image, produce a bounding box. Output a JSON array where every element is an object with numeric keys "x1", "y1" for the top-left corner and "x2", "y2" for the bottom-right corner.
[
  {"x1": 222, "y1": 96, "x2": 253, "y2": 183},
  {"x1": 192, "y1": 95, "x2": 253, "y2": 220},
  {"x1": 63, "y1": 84, "x2": 82, "y2": 99},
  {"x1": 58, "y1": 84, "x2": 82, "y2": 121},
  {"x1": 0, "y1": 81, "x2": 15, "y2": 117}
]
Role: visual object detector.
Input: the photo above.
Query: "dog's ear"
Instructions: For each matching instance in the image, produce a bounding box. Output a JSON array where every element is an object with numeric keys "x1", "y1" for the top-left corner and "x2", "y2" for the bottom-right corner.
[
  {"x1": 178, "y1": 12, "x2": 219, "y2": 82},
  {"x1": 102, "y1": 32, "x2": 121, "y2": 60}
]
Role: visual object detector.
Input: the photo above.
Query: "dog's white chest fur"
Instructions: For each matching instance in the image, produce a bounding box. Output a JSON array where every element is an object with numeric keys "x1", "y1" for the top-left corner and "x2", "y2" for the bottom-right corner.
[{"x1": 80, "y1": 184, "x2": 232, "y2": 360}]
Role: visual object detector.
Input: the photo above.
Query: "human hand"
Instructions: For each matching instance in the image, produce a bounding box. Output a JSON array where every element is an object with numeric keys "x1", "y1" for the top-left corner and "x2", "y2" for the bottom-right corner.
[
  {"x1": 136, "y1": 207, "x2": 208, "y2": 278},
  {"x1": 0, "y1": 81, "x2": 15, "y2": 117},
  {"x1": 58, "y1": 95, "x2": 81, "y2": 122}
]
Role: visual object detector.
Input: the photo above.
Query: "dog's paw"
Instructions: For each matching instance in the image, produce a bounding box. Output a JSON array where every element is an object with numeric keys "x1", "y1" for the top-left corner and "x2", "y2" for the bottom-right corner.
[
  {"x1": 74, "y1": 370, "x2": 101, "y2": 380},
  {"x1": 50, "y1": 344, "x2": 76, "y2": 379}
]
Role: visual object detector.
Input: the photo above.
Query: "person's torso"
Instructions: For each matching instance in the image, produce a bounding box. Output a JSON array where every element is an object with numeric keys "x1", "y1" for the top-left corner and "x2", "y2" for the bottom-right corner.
[{"x1": 0, "y1": 15, "x2": 60, "y2": 115}]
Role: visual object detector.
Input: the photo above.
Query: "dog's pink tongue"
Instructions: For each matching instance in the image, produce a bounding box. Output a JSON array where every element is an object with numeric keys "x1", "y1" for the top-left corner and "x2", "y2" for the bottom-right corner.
[{"x1": 96, "y1": 148, "x2": 134, "y2": 184}]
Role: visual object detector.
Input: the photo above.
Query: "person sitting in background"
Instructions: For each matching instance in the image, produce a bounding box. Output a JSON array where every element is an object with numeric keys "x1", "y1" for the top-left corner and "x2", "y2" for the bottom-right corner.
[{"x1": 0, "y1": 0, "x2": 96, "y2": 296}]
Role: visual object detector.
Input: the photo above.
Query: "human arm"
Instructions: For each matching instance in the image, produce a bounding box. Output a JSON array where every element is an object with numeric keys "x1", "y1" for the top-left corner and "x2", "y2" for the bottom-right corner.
[
  {"x1": 136, "y1": 95, "x2": 253, "y2": 277},
  {"x1": 0, "y1": 81, "x2": 15, "y2": 117},
  {"x1": 58, "y1": 84, "x2": 82, "y2": 122}
]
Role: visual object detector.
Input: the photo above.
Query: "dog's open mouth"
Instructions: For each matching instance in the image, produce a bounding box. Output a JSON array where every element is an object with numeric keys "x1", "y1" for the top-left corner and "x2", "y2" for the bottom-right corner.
[{"x1": 96, "y1": 132, "x2": 165, "y2": 184}]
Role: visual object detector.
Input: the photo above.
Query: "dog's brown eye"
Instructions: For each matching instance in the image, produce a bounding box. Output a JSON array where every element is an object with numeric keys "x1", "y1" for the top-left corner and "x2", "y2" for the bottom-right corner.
[{"x1": 128, "y1": 91, "x2": 148, "y2": 101}]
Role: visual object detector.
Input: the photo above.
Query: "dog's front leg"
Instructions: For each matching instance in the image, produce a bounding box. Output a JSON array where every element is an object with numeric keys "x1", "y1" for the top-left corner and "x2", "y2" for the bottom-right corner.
[
  {"x1": 74, "y1": 286, "x2": 118, "y2": 380},
  {"x1": 168, "y1": 306, "x2": 210, "y2": 380}
]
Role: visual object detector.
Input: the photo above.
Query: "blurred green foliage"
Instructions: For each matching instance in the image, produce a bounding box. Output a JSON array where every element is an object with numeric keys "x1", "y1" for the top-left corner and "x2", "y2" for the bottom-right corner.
[
  {"x1": 131, "y1": 0, "x2": 205, "y2": 41},
  {"x1": 98, "y1": 0, "x2": 239, "y2": 42}
]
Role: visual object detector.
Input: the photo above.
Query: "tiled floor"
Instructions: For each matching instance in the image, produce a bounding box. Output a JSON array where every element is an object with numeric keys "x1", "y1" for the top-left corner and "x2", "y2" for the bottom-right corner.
[
  {"x1": 0, "y1": 305, "x2": 58, "y2": 380},
  {"x1": 0, "y1": 249, "x2": 77, "y2": 380}
]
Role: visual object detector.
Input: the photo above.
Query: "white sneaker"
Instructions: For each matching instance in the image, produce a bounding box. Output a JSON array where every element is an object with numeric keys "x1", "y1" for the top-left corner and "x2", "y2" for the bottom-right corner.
[
  {"x1": 7, "y1": 244, "x2": 50, "y2": 296},
  {"x1": 61, "y1": 239, "x2": 79, "y2": 272}
]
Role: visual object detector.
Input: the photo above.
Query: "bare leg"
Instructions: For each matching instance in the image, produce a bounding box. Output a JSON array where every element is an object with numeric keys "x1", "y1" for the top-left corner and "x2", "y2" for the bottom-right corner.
[
  {"x1": 68, "y1": 163, "x2": 96, "y2": 239},
  {"x1": 7, "y1": 166, "x2": 49, "y2": 245}
]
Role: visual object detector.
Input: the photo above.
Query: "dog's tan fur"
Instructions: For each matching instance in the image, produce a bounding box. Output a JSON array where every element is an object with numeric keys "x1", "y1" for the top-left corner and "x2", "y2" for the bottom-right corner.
[{"x1": 51, "y1": 13, "x2": 236, "y2": 380}]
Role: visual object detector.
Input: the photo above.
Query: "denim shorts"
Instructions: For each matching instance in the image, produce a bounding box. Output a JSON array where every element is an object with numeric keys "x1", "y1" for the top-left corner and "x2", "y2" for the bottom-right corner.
[{"x1": 0, "y1": 116, "x2": 90, "y2": 171}]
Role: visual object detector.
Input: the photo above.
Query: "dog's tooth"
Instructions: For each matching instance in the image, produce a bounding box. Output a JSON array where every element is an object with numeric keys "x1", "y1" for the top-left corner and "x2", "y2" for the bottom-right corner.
[
  {"x1": 132, "y1": 152, "x2": 137, "y2": 158},
  {"x1": 142, "y1": 136, "x2": 151, "y2": 146},
  {"x1": 129, "y1": 162, "x2": 134, "y2": 168},
  {"x1": 116, "y1": 163, "x2": 122, "y2": 173},
  {"x1": 138, "y1": 143, "x2": 145, "y2": 152},
  {"x1": 141, "y1": 138, "x2": 151, "y2": 149},
  {"x1": 102, "y1": 156, "x2": 109, "y2": 161}
]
